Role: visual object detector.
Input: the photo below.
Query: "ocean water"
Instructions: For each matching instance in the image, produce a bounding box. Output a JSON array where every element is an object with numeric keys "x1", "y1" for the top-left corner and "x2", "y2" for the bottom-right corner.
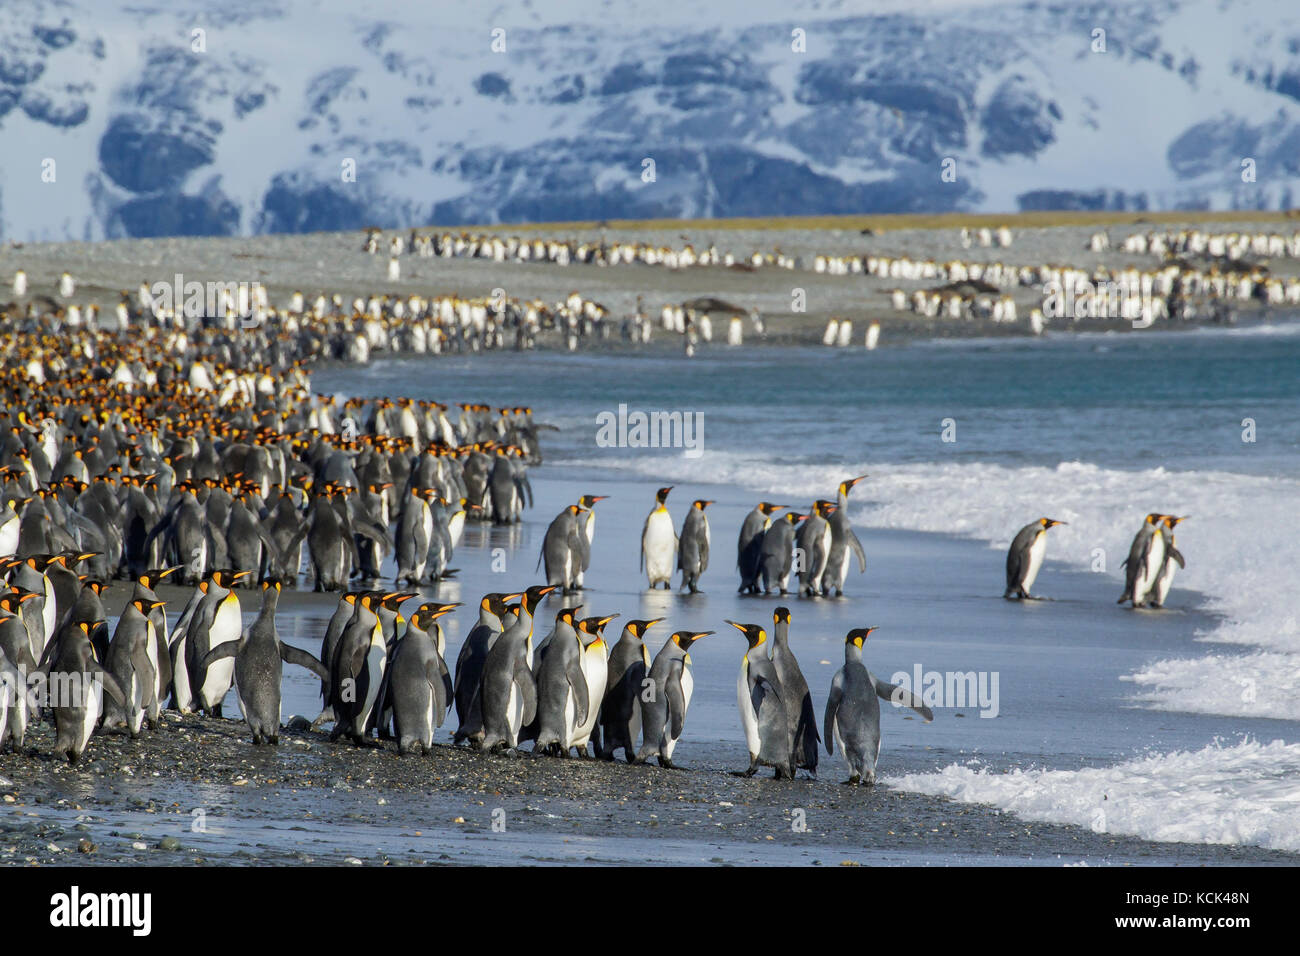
[{"x1": 316, "y1": 325, "x2": 1300, "y2": 854}]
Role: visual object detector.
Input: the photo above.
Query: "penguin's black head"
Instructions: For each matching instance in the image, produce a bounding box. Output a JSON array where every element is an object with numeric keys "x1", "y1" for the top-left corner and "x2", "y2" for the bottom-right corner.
[
  {"x1": 773, "y1": 606, "x2": 791, "y2": 625},
  {"x1": 557, "y1": 605, "x2": 583, "y2": 628},
  {"x1": 693, "y1": 499, "x2": 713, "y2": 510},
  {"x1": 655, "y1": 486, "x2": 673, "y2": 504},
  {"x1": 414, "y1": 602, "x2": 460, "y2": 627},
  {"x1": 522, "y1": 584, "x2": 560, "y2": 612},
  {"x1": 1039, "y1": 518, "x2": 1066, "y2": 529},
  {"x1": 625, "y1": 618, "x2": 663, "y2": 638},
  {"x1": 261, "y1": 578, "x2": 283, "y2": 593},
  {"x1": 579, "y1": 614, "x2": 619, "y2": 638},
  {"x1": 840, "y1": 475, "x2": 868, "y2": 495},
  {"x1": 671, "y1": 630, "x2": 712, "y2": 651},
  {"x1": 579, "y1": 494, "x2": 608, "y2": 508},
  {"x1": 845, "y1": 626, "x2": 878, "y2": 648},
  {"x1": 724, "y1": 620, "x2": 766, "y2": 649}
]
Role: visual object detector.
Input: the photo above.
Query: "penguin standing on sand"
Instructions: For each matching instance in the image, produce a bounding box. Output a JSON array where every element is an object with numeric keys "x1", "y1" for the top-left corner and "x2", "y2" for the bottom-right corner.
[
  {"x1": 1004, "y1": 518, "x2": 1066, "y2": 599},
  {"x1": 531, "y1": 605, "x2": 589, "y2": 757},
  {"x1": 387, "y1": 601, "x2": 460, "y2": 754},
  {"x1": 1118, "y1": 513, "x2": 1167, "y2": 608},
  {"x1": 759, "y1": 511, "x2": 805, "y2": 595},
  {"x1": 188, "y1": 569, "x2": 252, "y2": 716},
  {"x1": 635, "y1": 629, "x2": 712, "y2": 768},
  {"x1": 570, "y1": 614, "x2": 615, "y2": 756},
  {"x1": 641, "y1": 487, "x2": 677, "y2": 589},
  {"x1": 478, "y1": 584, "x2": 557, "y2": 752},
  {"x1": 38, "y1": 621, "x2": 126, "y2": 764},
  {"x1": 101, "y1": 598, "x2": 163, "y2": 737},
  {"x1": 202, "y1": 579, "x2": 329, "y2": 745},
  {"x1": 329, "y1": 592, "x2": 386, "y2": 745},
  {"x1": 598, "y1": 618, "x2": 662, "y2": 762},
  {"x1": 725, "y1": 620, "x2": 794, "y2": 779},
  {"x1": 737, "y1": 502, "x2": 783, "y2": 594},
  {"x1": 130, "y1": 567, "x2": 176, "y2": 704},
  {"x1": 822, "y1": 476, "x2": 868, "y2": 597},
  {"x1": 824, "y1": 627, "x2": 933, "y2": 786},
  {"x1": 677, "y1": 499, "x2": 712, "y2": 593},
  {"x1": 1148, "y1": 516, "x2": 1187, "y2": 609},
  {"x1": 770, "y1": 607, "x2": 819, "y2": 776},
  {"x1": 452, "y1": 591, "x2": 517, "y2": 745}
]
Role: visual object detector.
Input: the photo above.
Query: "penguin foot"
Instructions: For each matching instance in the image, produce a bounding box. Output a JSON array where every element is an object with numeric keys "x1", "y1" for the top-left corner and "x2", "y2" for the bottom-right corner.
[{"x1": 269, "y1": 735, "x2": 279, "y2": 746}]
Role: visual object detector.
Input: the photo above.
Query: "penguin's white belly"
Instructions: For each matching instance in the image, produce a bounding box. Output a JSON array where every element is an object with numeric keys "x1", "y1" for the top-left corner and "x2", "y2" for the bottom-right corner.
[
  {"x1": 572, "y1": 654, "x2": 607, "y2": 746},
  {"x1": 171, "y1": 634, "x2": 193, "y2": 711},
  {"x1": 1022, "y1": 533, "x2": 1046, "y2": 592},
  {"x1": 201, "y1": 606, "x2": 242, "y2": 704},
  {"x1": 665, "y1": 667, "x2": 692, "y2": 758},
  {"x1": 562, "y1": 692, "x2": 578, "y2": 745},
  {"x1": 1135, "y1": 538, "x2": 1166, "y2": 602},
  {"x1": 79, "y1": 683, "x2": 102, "y2": 752},
  {"x1": 814, "y1": 526, "x2": 831, "y2": 574},
  {"x1": 1152, "y1": 561, "x2": 1176, "y2": 605},
  {"x1": 506, "y1": 683, "x2": 522, "y2": 744},
  {"x1": 643, "y1": 513, "x2": 675, "y2": 582},
  {"x1": 361, "y1": 641, "x2": 386, "y2": 724},
  {"x1": 129, "y1": 673, "x2": 144, "y2": 733},
  {"x1": 737, "y1": 662, "x2": 761, "y2": 756},
  {"x1": 0, "y1": 518, "x2": 18, "y2": 555}
]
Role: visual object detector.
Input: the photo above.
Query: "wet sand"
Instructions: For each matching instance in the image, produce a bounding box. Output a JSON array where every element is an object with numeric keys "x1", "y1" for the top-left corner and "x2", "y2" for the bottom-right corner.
[{"x1": 4, "y1": 470, "x2": 1297, "y2": 866}]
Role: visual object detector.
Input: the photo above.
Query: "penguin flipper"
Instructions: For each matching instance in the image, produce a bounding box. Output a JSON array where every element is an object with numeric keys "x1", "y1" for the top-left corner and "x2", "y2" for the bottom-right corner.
[
  {"x1": 515, "y1": 669, "x2": 538, "y2": 726},
  {"x1": 824, "y1": 676, "x2": 843, "y2": 756},
  {"x1": 872, "y1": 677, "x2": 933, "y2": 722},
  {"x1": 566, "y1": 661, "x2": 589, "y2": 727},
  {"x1": 1169, "y1": 547, "x2": 1185, "y2": 569},
  {"x1": 281, "y1": 643, "x2": 329, "y2": 682},
  {"x1": 199, "y1": 642, "x2": 239, "y2": 672},
  {"x1": 666, "y1": 662, "x2": 686, "y2": 741},
  {"x1": 89, "y1": 661, "x2": 127, "y2": 709},
  {"x1": 848, "y1": 529, "x2": 867, "y2": 574}
]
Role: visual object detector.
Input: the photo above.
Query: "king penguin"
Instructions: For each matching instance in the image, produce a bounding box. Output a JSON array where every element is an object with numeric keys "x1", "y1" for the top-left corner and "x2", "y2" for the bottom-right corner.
[
  {"x1": 824, "y1": 627, "x2": 933, "y2": 785},
  {"x1": 1118, "y1": 513, "x2": 1167, "y2": 608},
  {"x1": 478, "y1": 584, "x2": 557, "y2": 752},
  {"x1": 329, "y1": 591, "x2": 386, "y2": 745},
  {"x1": 387, "y1": 601, "x2": 460, "y2": 753},
  {"x1": 538, "y1": 504, "x2": 588, "y2": 594},
  {"x1": 201, "y1": 579, "x2": 329, "y2": 744},
  {"x1": 570, "y1": 613, "x2": 615, "y2": 756},
  {"x1": 530, "y1": 605, "x2": 589, "y2": 757},
  {"x1": 737, "y1": 502, "x2": 784, "y2": 594},
  {"x1": 640, "y1": 486, "x2": 677, "y2": 589},
  {"x1": 759, "y1": 511, "x2": 805, "y2": 595},
  {"x1": 1004, "y1": 517, "x2": 1066, "y2": 599},
  {"x1": 635, "y1": 629, "x2": 712, "y2": 768},
  {"x1": 38, "y1": 620, "x2": 127, "y2": 764},
  {"x1": 451, "y1": 591, "x2": 517, "y2": 745},
  {"x1": 725, "y1": 620, "x2": 795, "y2": 779},
  {"x1": 598, "y1": 618, "x2": 663, "y2": 762},
  {"x1": 770, "y1": 607, "x2": 819, "y2": 776},
  {"x1": 101, "y1": 597, "x2": 163, "y2": 738},
  {"x1": 1147, "y1": 515, "x2": 1187, "y2": 609},
  {"x1": 677, "y1": 499, "x2": 713, "y2": 593},
  {"x1": 822, "y1": 476, "x2": 868, "y2": 597}
]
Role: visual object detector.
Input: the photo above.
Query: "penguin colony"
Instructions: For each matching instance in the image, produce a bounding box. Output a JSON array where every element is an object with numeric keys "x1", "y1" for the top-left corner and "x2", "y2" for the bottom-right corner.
[{"x1": 363, "y1": 223, "x2": 1298, "y2": 336}]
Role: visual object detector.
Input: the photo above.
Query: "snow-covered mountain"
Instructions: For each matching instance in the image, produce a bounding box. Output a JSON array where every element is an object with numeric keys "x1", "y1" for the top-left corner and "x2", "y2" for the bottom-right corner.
[{"x1": 2, "y1": 0, "x2": 1298, "y2": 240}]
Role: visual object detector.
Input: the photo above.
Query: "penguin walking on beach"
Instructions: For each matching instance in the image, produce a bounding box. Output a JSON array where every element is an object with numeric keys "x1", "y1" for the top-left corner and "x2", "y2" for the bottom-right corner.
[
  {"x1": 770, "y1": 607, "x2": 819, "y2": 776},
  {"x1": 640, "y1": 487, "x2": 677, "y2": 589},
  {"x1": 1004, "y1": 517, "x2": 1066, "y2": 599},
  {"x1": 677, "y1": 499, "x2": 712, "y2": 593},
  {"x1": 1147, "y1": 516, "x2": 1187, "y2": 609},
  {"x1": 759, "y1": 511, "x2": 805, "y2": 595},
  {"x1": 824, "y1": 627, "x2": 933, "y2": 785},
  {"x1": 538, "y1": 504, "x2": 588, "y2": 594},
  {"x1": 737, "y1": 502, "x2": 783, "y2": 594},
  {"x1": 725, "y1": 620, "x2": 795, "y2": 779},
  {"x1": 598, "y1": 618, "x2": 662, "y2": 762},
  {"x1": 37, "y1": 621, "x2": 127, "y2": 764},
  {"x1": 386, "y1": 601, "x2": 460, "y2": 754},
  {"x1": 1118, "y1": 513, "x2": 1167, "y2": 608},
  {"x1": 202, "y1": 579, "x2": 328, "y2": 745},
  {"x1": 635, "y1": 630, "x2": 712, "y2": 768},
  {"x1": 822, "y1": 476, "x2": 868, "y2": 597},
  {"x1": 795, "y1": 501, "x2": 835, "y2": 597}
]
